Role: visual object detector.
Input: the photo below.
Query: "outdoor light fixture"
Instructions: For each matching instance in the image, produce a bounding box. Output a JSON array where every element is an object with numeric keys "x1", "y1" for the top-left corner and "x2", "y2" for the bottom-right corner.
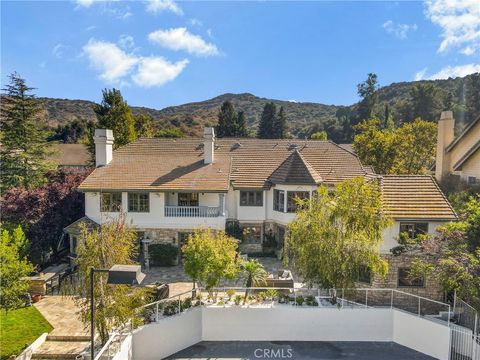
[{"x1": 90, "y1": 265, "x2": 145, "y2": 360}]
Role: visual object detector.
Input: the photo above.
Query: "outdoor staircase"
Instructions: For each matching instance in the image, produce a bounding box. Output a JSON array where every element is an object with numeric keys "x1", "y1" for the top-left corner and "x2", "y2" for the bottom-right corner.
[{"x1": 32, "y1": 335, "x2": 90, "y2": 360}]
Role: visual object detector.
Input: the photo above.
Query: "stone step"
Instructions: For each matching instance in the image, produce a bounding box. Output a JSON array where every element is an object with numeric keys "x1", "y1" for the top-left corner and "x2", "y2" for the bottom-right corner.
[
  {"x1": 47, "y1": 335, "x2": 91, "y2": 342},
  {"x1": 32, "y1": 340, "x2": 90, "y2": 360}
]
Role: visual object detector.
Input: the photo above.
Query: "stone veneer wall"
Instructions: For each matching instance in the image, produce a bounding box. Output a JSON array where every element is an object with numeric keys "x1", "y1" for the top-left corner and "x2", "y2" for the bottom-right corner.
[
  {"x1": 369, "y1": 254, "x2": 444, "y2": 302},
  {"x1": 144, "y1": 229, "x2": 186, "y2": 247}
]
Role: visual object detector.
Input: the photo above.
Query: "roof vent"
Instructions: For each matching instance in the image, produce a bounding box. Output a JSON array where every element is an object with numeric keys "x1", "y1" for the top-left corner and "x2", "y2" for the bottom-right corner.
[
  {"x1": 288, "y1": 144, "x2": 299, "y2": 150},
  {"x1": 231, "y1": 142, "x2": 242, "y2": 150}
]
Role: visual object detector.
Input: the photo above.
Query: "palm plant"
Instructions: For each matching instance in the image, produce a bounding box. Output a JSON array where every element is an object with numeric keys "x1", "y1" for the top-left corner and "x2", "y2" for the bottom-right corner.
[{"x1": 242, "y1": 259, "x2": 267, "y2": 304}]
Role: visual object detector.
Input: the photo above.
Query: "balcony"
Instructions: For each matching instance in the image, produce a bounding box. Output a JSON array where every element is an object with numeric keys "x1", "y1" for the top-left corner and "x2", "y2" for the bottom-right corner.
[{"x1": 164, "y1": 206, "x2": 221, "y2": 218}]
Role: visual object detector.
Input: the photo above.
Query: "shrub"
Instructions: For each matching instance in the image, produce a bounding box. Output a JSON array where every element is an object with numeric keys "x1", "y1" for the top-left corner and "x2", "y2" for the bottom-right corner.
[
  {"x1": 265, "y1": 289, "x2": 279, "y2": 301},
  {"x1": 149, "y1": 244, "x2": 179, "y2": 266},
  {"x1": 182, "y1": 298, "x2": 192, "y2": 310},
  {"x1": 226, "y1": 289, "x2": 236, "y2": 300},
  {"x1": 234, "y1": 295, "x2": 243, "y2": 305},
  {"x1": 296, "y1": 296, "x2": 304, "y2": 306}
]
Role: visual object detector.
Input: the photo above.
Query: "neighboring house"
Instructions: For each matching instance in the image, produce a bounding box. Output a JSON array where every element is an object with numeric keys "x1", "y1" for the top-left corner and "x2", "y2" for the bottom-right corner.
[
  {"x1": 435, "y1": 111, "x2": 480, "y2": 184},
  {"x1": 49, "y1": 143, "x2": 91, "y2": 169},
  {"x1": 66, "y1": 128, "x2": 456, "y2": 299}
]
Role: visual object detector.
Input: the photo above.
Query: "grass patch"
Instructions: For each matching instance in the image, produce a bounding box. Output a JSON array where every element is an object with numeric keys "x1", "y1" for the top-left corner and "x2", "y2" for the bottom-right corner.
[{"x1": 0, "y1": 306, "x2": 53, "y2": 360}]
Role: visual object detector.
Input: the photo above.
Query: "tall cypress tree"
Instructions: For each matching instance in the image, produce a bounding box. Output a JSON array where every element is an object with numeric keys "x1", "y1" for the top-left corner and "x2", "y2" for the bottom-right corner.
[
  {"x1": 274, "y1": 106, "x2": 287, "y2": 138},
  {"x1": 356, "y1": 73, "x2": 378, "y2": 122},
  {"x1": 236, "y1": 111, "x2": 248, "y2": 137},
  {"x1": 216, "y1": 101, "x2": 237, "y2": 137},
  {"x1": 92, "y1": 88, "x2": 137, "y2": 148},
  {"x1": 0, "y1": 72, "x2": 54, "y2": 191},
  {"x1": 257, "y1": 102, "x2": 277, "y2": 139}
]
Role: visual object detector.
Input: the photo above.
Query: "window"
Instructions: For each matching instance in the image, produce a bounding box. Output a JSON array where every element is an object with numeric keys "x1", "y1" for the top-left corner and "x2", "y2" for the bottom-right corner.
[
  {"x1": 399, "y1": 222, "x2": 428, "y2": 238},
  {"x1": 358, "y1": 266, "x2": 371, "y2": 284},
  {"x1": 128, "y1": 193, "x2": 149, "y2": 212},
  {"x1": 240, "y1": 191, "x2": 263, "y2": 206},
  {"x1": 273, "y1": 190, "x2": 285, "y2": 212},
  {"x1": 398, "y1": 268, "x2": 424, "y2": 287},
  {"x1": 286, "y1": 191, "x2": 310, "y2": 213},
  {"x1": 468, "y1": 176, "x2": 477, "y2": 185},
  {"x1": 178, "y1": 193, "x2": 199, "y2": 206},
  {"x1": 100, "y1": 192, "x2": 122, "y2": 212}
]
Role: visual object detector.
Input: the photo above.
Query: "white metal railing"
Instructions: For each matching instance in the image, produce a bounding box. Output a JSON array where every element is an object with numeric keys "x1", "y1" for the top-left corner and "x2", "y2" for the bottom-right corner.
[
  {"x1": 450, "y1": 325, "x2": 480, "y2": 360},
  {"x1": 164, "y1": 206, "x2": 220, "y2": 218}
]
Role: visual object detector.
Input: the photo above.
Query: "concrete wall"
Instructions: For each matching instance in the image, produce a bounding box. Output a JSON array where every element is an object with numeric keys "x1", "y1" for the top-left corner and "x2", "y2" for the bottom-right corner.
[
  {"x1": 202, "y1": 307, "x2": 392, "y2": 342},
  {"x1": 130, "y1": 306, "x2": 451, "y2": 360},
  {"x1": 393, "y1": 310, "x2": 450, "y2": 360},
  {"x1": 112, "y1": 334, "x2": 132, "y2": 360},
  {"x1": 132, "y1": 307, "x2": 202, "y2": 360}
]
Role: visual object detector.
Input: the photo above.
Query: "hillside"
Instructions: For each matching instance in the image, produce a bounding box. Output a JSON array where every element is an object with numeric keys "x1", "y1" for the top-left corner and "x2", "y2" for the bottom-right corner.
[{"x1": 35, "y1": 73, "x2": 478, "y2": 140}]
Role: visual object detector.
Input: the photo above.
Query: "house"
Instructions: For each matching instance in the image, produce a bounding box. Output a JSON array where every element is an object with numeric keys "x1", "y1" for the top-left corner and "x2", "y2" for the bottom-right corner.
[
  {"x1": 49, "y1": 143, "x2": 91, "y2": 169},
  {"x1": 67, "y1": 128, "x2": 456, "y2": 299},
  {"x1": 435, "y1": 111, "x2": 480, "y2": 184}
]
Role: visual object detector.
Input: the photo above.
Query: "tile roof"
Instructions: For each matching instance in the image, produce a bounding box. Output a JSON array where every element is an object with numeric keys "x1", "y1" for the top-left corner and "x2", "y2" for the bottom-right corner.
[
  {"x1": 63, "y1": 216, "x2": 99, "y2": 234},
  {"x1": 381, "y1": 175, "x2": 457, "y2": 220},
  {"x1": 268, "y1": 149, "x2": 323, "y2": 185},
  {"x1": 79, "y1": 138, "x2": 368, "y2": 191},
  {"x1": 49, "y1": 144, "x2": 91, "y2": 166}
]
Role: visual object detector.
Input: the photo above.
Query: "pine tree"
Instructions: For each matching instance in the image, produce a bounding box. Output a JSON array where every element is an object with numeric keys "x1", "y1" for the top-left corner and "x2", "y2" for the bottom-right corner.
[
  {"x1": 236, "y1": 111, "x2": 248, "y2": 137},
  {"x1": 274, "y1": 106, "x2": 287, "y2": 138},
  {"x1": 465, "y1": 73, "x2": 480, "y2": 122},
  {"x1": 92, "y1": 88, "x2": 136, "y2": 148},
  {"x1": 0, "y1": 72, "x2": 54, "y2": 191},
  {"x1": 409, "y1": 83, "x2": 441, "y2": 122},
  {"x1": 357, "y1": 73, "x2": 379, "y2": 122},
  {"x1": 257, "y1": 102, "x2": 277, "y2": 139},
  {"x1": 216, "y1": 101, "x2": 237, "y2": 137}
]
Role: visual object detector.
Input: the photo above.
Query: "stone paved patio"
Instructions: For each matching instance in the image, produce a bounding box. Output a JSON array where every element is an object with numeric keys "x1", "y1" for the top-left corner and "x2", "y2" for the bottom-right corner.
[{"x1": 144, "y1": 257, "x2": 298, "y2": 287}]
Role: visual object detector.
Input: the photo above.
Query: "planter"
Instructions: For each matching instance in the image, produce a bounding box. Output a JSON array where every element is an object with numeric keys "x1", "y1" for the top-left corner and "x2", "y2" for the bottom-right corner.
[{"x1": 32, "y1": 294, "x2": 42, "y2": 303}]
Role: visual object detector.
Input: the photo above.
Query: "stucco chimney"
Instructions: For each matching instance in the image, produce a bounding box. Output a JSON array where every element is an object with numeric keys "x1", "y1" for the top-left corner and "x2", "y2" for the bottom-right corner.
[
  {"x1": 204, "y1": 127, "x2": 215, "y2": 164},
  {"x1": 435, "y1": 111, "x2": 455, "y2": 181},
  {"x1": 93, "y1": 129, "x2": 114, "y2": 167}
]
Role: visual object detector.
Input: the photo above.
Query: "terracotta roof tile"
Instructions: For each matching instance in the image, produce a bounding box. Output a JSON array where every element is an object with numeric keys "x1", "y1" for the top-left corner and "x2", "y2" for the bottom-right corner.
[
  {"x1": 268, "y1": 149, "x2": 323, "y2": 185},
  {"x1": 381, "y1": 175, "x2": 457, "y2": 220}
]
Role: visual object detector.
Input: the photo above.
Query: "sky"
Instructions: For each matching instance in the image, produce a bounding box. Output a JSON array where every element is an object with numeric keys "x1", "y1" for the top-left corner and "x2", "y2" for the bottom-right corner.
[{"x1": 1, "y1": 0, "x2": 479, "y2": 109}]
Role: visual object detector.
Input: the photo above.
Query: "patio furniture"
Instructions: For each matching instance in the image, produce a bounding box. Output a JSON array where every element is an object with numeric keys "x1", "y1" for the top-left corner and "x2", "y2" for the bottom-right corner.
[{"x1": 266, "y1": 270, "x2": 294, "y2": 289}]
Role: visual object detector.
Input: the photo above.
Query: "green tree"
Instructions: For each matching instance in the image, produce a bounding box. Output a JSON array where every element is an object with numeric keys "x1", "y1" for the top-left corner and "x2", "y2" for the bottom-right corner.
[
  {"x1": 241, "y1": 259, "x2": 267, "y2": 304},
  {"x1": 285, "y1": 178, "x2": 390, "y2": 297},
  {"x1": 311, "y1": 131, "x2": 328, "y2": 140},
  {"x1": 72, "y1": 217, "x2": 146, "y2": 343},
  {"x1": 0, "y1": 72, "x2": 54, "y2": 191},
  {"x1": 216, "y1": 101, "x2": 237, "y2": 137},
  {"x1": 92, "y1": 88, "x2": 136, "y2": 148},
  {"x1": 274, "y1": 106, "x2": 287, "y2": 138},
  {"x1": 154, "y1": 128, "x2": 184, "y2": 138},
  {"x1": 353, "y1": 118, "x2": 436, "y2": 174},
  {"x1": 403, "y1": 196, "x2": 480, "y2": 308},
  {"x1": 391, "y1": 118, "x2": 437, "y2": 174},
  {"x1": 356, "y1": 73, "x2": 379, "y2": 122},
  {"x1": 236, "y1": 111, "x2": 248, "y2": 137},
  {"x1": 134, "y1": 113, "x2": 155, "y2": 138},
  {"x1": 0, "y1": 226, "x2": 34, "y2": 311},
  {"x1": 182, "y1": 229, "x2": 239, "y2": 293},
  {"x1": 257, "y1": 102, "x2": 277, "y2": 139},
  {"x1": 409, "y1": 83, "x2": 441, "y2": 122},
  {"x1": 465, "y1": 73, "x2": 480, "y2": 122}
]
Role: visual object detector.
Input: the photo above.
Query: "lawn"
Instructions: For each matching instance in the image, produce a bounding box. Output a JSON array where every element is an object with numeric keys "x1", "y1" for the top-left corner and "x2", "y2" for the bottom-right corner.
[{"x1": 0, "y1": 306, "x2": 53, "y2": 360}]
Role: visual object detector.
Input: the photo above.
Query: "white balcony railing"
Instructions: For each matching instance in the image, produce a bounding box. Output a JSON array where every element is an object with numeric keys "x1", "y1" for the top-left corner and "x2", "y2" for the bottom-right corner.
[{"x1": 164, "y1": 206, "x2": 221, "y2": 218}]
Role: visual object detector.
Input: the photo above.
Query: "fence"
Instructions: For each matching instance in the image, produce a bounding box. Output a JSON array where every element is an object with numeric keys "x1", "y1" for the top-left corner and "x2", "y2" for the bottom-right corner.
[{"x1": 450, "y1": 297, "x2": 480, "y2": 360}]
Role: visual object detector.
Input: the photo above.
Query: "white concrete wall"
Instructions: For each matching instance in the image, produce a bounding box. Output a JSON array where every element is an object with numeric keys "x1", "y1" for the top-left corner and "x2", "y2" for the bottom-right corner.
[
  {"x1": 112, "y1": 334, "x2": 132, "y2": 360},
  {"x1": 236, "y1": 190, "x2": 267, "y2": 222},
  {"x1": 132, "y1": 308, "x2": 202, "y2": 360},
  {"x1": 381, "y1": 221, "x2": 447, "y2": 253},
  {"x1": 393, "y1": 310, "x2": 450, "y2": 360},
  {"x1": 130, "y1": 307, "x2": 451, "y2": 360},
  {"x1": 202, "y1": 307, "x2": 392, "y2": 342}
]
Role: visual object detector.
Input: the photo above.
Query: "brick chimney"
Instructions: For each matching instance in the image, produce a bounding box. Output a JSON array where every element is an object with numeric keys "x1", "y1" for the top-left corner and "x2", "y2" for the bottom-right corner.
[
  {"x1": 93, "y1": 129, "x2": 114, "y2": 167},
  {"x1": 204, "y1": 127, "x2": 215, "y2": 164},
  {"x1": 435, "y1": 111, "x2": 455, "y2": 181}
]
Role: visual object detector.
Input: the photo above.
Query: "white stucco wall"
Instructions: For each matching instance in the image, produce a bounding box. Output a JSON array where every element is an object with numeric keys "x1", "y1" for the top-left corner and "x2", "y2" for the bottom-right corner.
[
  {"x1": 129, "y1": 306, "x2": 451, "y2": 360},
  {"x1": 236, "y1": 190, "x2": 267, "y2": 221},
  {"x1": 84, "y1": 191, "x2": 226, "y2": 230},
  {"x1": 381, "y1": 221, "x2": 447, "y2": 253},
  {"x1": 393, "y1": 310, "x2": 450, "y2": 360}
]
